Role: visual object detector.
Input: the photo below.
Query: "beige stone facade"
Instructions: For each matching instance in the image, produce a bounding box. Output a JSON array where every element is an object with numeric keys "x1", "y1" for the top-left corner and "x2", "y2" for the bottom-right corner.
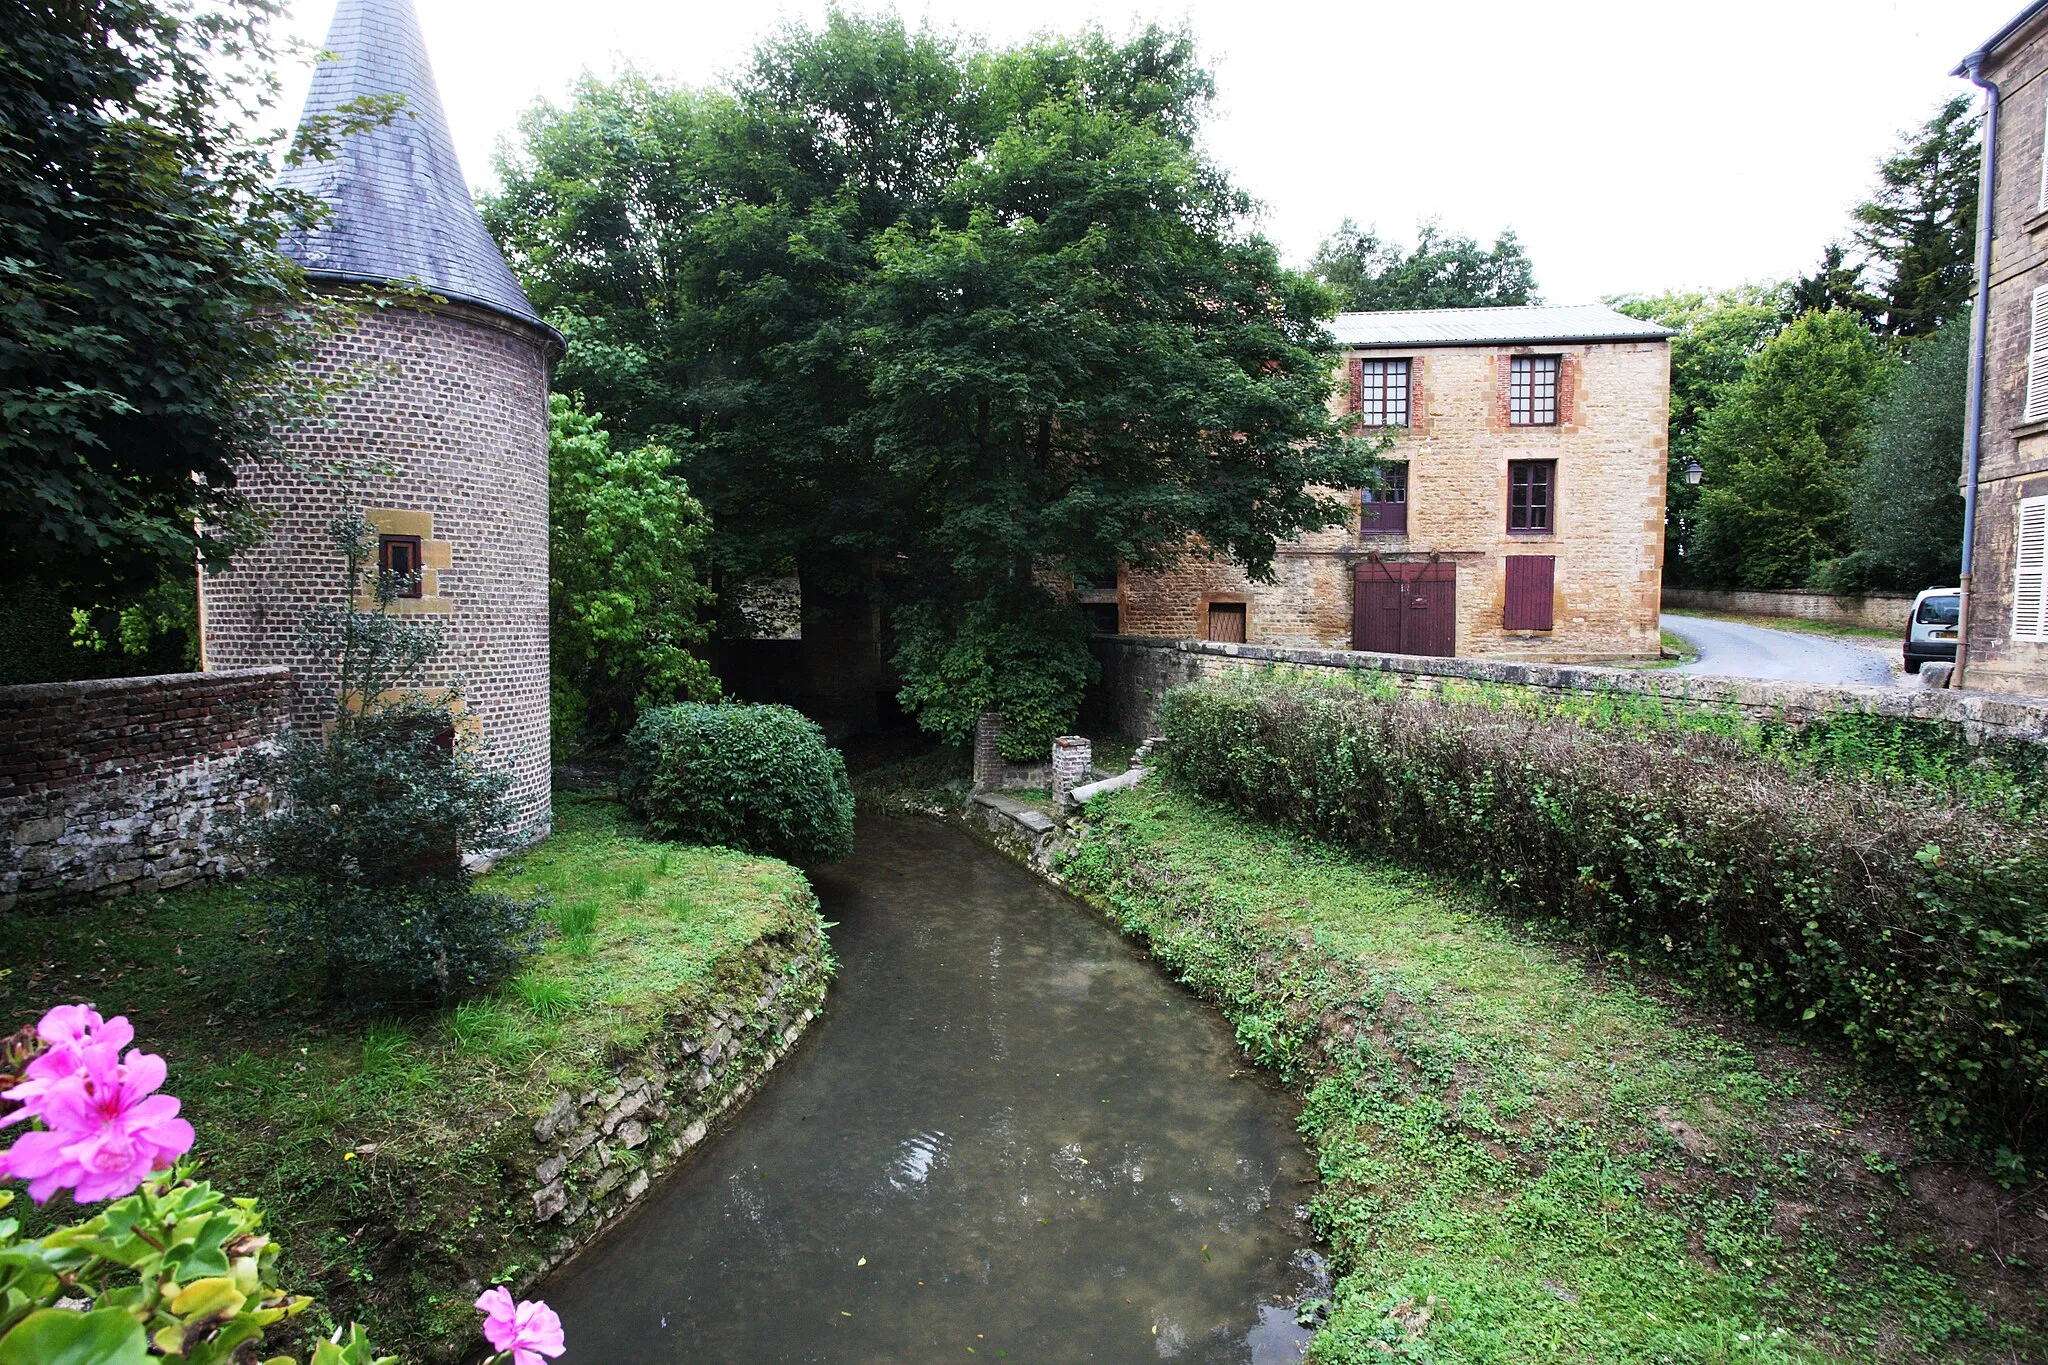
[
  {"x1": 198, "y1": 300, "x2": 556, "y2": 841},
  {"x1": 1959, "y1": 6, "x2": 2048, "y2": 695},
  {"x1": 1119, "y1": 309, "x2": 1672, "y2": 662}
]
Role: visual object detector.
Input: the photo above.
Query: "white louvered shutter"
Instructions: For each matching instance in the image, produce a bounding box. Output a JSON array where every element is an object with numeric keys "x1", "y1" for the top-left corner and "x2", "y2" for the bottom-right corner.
[
  {"x1": 2014, "y1": 496, "x2": 2048, "y2": 641},
  {"x1": 2029, "y1": 289, "x2": 2048, "y2": 424}
]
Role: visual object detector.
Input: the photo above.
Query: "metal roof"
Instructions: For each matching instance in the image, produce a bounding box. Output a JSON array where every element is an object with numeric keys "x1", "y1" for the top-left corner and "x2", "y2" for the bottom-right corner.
[
  {"x1": 1329, "y1": 304, "x2": 1675, "y2": 349},
  {"x1": 1956, "y1": 0, "x2": 2048, "y2": 75},
  {"x1": 279, "y1": 0, "x2": 547, "y2": 332}
]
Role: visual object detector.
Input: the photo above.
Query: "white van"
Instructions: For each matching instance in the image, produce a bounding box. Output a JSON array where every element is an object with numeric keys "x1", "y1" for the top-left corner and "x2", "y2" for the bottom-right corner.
[{"x1": 1903, "y1": 587, "x2": 1960, "y2": 674}]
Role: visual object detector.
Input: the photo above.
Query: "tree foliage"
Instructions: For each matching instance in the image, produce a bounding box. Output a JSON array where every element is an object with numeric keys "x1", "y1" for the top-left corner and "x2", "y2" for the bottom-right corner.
[
  {"x1": 1689, "y1": 309, "x2": 1889, "y2": 590},
  {"x1": 1611, "y1": 285, "x2": 1789, "y2": 581},
  {"x1": 0, "y1": 0, "x2": 383, "y2": 598},
  {"x1": 548, "y1": 393, "x2": 717, "y2": 749},
  {"x1": 1837, "y1": 311, "x2": 1967, "y2": 592},
  {"x1": 1791, "y1": 96, "x2": 1979, "y2": 339},
  {"x1": 487, "y1": 14, "x2": 1372, "y2": 746},
  {"x1": 1308, "y1": 218, "x2": 1538, "y2": 312}
]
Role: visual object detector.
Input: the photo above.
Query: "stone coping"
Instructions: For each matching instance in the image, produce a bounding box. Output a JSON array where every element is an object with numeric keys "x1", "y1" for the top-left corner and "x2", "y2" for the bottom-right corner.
[
  {"x1": 0, "y1": 667, "x2": 290, "y2": 705},
  {"x1": 1097, "y1": 636, "x2": 2048, "y2": 740}
]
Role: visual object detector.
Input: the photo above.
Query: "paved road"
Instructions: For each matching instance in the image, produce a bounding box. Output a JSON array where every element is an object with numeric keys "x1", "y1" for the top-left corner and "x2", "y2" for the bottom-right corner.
[{"x1": 1660, "y1": 612, "x2": 1899, "y2": 687}]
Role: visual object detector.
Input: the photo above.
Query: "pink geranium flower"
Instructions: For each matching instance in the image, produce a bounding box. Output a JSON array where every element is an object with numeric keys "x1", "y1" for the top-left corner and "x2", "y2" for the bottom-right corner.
[
  {"x1": 0, "y1": 1010, "x2": 192, "y2": 1204},
  {"x1": 476, "y1": 1286, "x2": 566, "y2": 1365},
  {"x1": 1, "y1": 1006, "x2": 134, "y2": 1123}
]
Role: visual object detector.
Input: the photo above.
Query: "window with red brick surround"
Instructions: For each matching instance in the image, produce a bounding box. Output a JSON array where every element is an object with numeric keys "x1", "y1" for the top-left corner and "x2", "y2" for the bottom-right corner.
[{"x1": 1509, "y1": 356, "x2": 1560, "y2": 425}]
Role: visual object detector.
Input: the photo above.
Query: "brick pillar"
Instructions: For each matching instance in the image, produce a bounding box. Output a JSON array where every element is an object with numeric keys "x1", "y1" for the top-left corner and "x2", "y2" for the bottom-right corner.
[
  {"x1": 972, "y1": 712, "x2": 1005, "y2": 789},
  {"x1": 1051, "y1": 735, "x2": 1092, "y2": 805}
]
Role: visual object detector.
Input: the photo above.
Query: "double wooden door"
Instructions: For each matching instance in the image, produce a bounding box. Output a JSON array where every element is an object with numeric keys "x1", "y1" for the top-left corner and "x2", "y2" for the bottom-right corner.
[{"x1": 1352, "y1": 560, "x2": 1456, "y2": 657}]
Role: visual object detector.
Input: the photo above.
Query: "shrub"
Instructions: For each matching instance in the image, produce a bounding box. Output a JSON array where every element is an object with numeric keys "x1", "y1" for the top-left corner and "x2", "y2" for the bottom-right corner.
[
  {"x1": 241, "y1": 517, "x2": 543, "y2": 1007},
  {"x1": 1156, "y1": 678, "x2": 2048, "y2": 1155},
  {"x1": 622, "y1": 703, "x2": 855, "y2": 863}
]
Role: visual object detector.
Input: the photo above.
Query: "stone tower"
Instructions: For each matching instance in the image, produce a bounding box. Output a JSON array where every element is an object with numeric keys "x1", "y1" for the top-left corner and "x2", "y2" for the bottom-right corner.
[{"x1": 199, "y1": 0, "x2": 558, "y2": 842}]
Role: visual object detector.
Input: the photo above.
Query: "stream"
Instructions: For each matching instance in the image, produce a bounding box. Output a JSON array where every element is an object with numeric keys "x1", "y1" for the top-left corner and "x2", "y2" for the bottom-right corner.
[{"x1": 543, "y1": 815, "x2": 1321, "y2": 1363}]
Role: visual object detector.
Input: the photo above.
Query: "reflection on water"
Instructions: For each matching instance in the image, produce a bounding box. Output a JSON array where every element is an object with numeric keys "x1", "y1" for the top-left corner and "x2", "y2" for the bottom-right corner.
[{"x1": 543, "y1": 815, "x2": 1317, "y2": 1363}]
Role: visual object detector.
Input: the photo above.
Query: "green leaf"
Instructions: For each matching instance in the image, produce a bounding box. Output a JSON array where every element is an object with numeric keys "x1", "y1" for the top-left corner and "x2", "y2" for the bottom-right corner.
[{"x1": 0, "y1": 1307, "x2": 150, "y2": 1365}]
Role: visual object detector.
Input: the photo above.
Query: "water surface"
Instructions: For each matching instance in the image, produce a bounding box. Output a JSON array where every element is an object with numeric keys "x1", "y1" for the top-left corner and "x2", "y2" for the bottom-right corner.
[{"x1": 545, "y1": 815, "x2": 1317, "y2": 1363}]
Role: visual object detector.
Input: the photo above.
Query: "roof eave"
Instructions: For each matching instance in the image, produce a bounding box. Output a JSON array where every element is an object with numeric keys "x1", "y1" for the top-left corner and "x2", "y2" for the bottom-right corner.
[
  {"x1": 1956, "y1": 0, "x2": 2048, "y2": 75},
  {"x1": 1336, "y1": 331, "x2": 1676, "y2": 349}
]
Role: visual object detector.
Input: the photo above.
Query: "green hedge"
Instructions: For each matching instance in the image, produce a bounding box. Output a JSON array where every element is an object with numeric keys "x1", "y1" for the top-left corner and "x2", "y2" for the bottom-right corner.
[
  {"x1": 622, "y1": 703, "x2": 854, "y2": 864},
  {"x1": 1156, "y1": 678, "x2": 2048, "y2": 1156}
]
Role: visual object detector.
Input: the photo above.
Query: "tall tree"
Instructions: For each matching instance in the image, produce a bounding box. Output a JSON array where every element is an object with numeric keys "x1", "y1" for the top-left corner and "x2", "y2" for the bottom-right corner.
[
  {"x1": 1308, "y1": 219, "x2": 1538, "y2": 312},
  {"x1": 1688, "y1": 309, "x2": 1889, "y2": 590},
  {"x1": 488, "y1": 15, "x2": 1371, "y2": 753},
  {"x1": 1612, "y1": 285, "x2": 1789, "y2": 582},
  {"x1": 1851, "y1": 95, "x2": 1979, "y2": 338},
  {"x1": 0, "y1": 0, "x2": 377, "y2": 597}
]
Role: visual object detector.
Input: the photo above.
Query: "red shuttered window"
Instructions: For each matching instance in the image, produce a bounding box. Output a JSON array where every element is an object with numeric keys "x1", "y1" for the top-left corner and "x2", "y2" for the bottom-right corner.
[{"x1": 1503, "y1": 555, "x2": 1554, "y2": 631}]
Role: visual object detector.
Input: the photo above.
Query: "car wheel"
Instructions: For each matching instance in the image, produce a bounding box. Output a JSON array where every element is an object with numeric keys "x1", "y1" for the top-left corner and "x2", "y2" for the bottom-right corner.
[{"x1": 1904, "y1": 658, "x2": 1923, "y2": 674}]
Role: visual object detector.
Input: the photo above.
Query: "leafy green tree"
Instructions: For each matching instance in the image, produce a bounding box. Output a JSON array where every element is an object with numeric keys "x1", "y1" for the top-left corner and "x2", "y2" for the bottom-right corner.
[
  {"x1": 1612, "y1": 285, "x2": 1788, "y2": 581},
  {"x1": 548, "y1": 394, "x2": 717, "y2": 748},
  {"x1": 1689, "y1": 309, "x2": 1890, "y2": 589},
  {"x1": 1309, "y1": 219, "x2": 1538, "y2": 311},
  {"x1": 0, "y1": 0, "x2": 384, "y2": 598},
  {"x1": 1829, "y1": 311, "x2": 1967, "y2": 592},
  {"x1": 489, "y1": 15, "x2": 1371, "y2": 755}
]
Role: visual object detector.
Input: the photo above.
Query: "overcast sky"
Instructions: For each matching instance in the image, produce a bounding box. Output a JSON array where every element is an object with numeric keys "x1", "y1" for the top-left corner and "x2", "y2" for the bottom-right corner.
[{"x1": 274, "y1": 0, "x2": 2020, "y2": 305}]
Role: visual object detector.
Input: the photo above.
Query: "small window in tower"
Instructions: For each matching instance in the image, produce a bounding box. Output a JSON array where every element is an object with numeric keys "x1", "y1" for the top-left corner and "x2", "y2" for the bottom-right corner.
[{"x1": 379, "y1": 534, "x2": 424, "y2": 598}]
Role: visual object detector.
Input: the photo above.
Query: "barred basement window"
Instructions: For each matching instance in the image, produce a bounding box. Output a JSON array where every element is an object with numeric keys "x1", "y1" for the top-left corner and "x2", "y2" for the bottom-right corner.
[
  {"x1": 2015, "y1": 495, "x2": 2048, "y2": 641},
  {"x1": 1207, "y1": 601, "x2": 1247, "y2": 643},
  {"x1": 378, "y1": 534, "x2": 423, "y2": 598},
  {"x1": 1358, "y1": 359, "x2": 1410, "y2": 427},
  {"x1": 1509, "y1": 356, "x2": 1559, "y2": 425},
  {"x1": 1508, "y1": 460, "x2": 1556, "y2": 533}
]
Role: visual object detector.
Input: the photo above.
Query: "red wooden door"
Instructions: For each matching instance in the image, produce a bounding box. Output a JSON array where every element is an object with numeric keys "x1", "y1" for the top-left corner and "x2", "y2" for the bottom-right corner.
[{"x1": 1352, "y1": 561, "x2": 1456, "y2": 657}]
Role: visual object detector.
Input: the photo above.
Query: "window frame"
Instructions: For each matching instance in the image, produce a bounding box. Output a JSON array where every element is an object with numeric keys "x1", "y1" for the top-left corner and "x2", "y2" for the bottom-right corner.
[
  {"x1": 1356, "y1": 358, "x2": 1411, "y2": 428},
  {"x1": 1508, "y1": 355, "x2": 1561, "y2": 426},
  {"x1": 1507, "y1": 459, "x2": 1557, "y2": 535},
  {"x1": 1359, "y1": 461, "x2": 1409, "y2": 536},
  {"x1": 2015, "y1": 495, "x2": 2048, "y2": 642},
  {"x1": 378, "y1": 534, "x2": 425, "y2": 599},
  {"x1": 1205, "y1": 600, "x2": 1247, "y2": 643}
]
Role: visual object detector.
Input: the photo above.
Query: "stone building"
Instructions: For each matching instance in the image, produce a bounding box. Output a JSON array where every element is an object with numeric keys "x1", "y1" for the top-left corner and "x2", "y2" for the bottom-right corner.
[
  {"x1": 1956, "y1": 4, "x2": 2048, "y2": 695},
  {"x1": 1118, "y1": 304, "x2": 1673, "y2": 661},
  {"x1": 198, "y1": 0, "x2": 560, "y2": 840}
]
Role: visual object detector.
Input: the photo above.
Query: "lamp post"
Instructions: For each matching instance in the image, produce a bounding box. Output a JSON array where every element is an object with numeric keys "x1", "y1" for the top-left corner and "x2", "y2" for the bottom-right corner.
[{"x1": 1683, "y1": 460, "x2": 1704, "y2": 487}]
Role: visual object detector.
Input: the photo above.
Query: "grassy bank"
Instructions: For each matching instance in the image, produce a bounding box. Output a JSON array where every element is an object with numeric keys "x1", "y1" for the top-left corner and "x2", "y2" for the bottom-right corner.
[
  {"x1": 0, "y1": 792, "x2": 826, "y2": 1360},
  {"x1": 1060, "y1": 786, "x2": 2045, "y2": 1363}
]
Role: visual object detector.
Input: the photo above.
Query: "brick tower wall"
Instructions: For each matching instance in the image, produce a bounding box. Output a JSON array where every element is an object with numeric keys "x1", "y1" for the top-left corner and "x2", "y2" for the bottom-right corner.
[{"x1": 199, "y1": 299, "x2": 554, "y2": 843}]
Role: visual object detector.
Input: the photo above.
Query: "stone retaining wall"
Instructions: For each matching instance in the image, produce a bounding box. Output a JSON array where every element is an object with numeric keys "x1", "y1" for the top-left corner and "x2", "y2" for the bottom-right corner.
[
  {"x1": 1662, "y1": 587, "x2": 1916, "y2": 632},
  {"x1": 1091, "y1": 636, "x2": 2048, "y2": 747},
  {"x1": 0, "y1": 669, "x2": 291, "y2": 910},
  {"x1": 519, "y1": 918, "x2": 833, "y2": 1283}
]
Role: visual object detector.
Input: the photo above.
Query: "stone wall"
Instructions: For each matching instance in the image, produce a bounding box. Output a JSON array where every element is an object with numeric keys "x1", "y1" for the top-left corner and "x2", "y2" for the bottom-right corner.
[
  {"x1": 1663, "y1": 587, "x2": 1915, "y2": 632},
  {"x1": 521, "y1": 917, "x2": 832, "y2": 1283},
  {"x1": 198, "y1": 298, "x2": 555, "y2": 842},
  {"x1": 1118, "y1": 338, "x2": 1668, "y2": 662},
  {"x1": 0, "y1": 669, "x2": 290, "y2": 910},
  {"x1": 972, "y1": 712, "x2": 1051, "y2": 790},
  {"x1": 1092, "y1": 635, "x2": 2048, "y2": 747}
]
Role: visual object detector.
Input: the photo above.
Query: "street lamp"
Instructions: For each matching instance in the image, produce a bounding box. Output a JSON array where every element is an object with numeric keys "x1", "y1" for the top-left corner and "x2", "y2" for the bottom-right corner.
[{"x1": 1683, "y1": 459, "x2": 1704, "y2": 486}]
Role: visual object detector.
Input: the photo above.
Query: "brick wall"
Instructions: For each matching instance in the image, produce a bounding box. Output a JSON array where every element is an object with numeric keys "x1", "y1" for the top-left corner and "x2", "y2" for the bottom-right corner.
[
  {"x1": 0, "y1": 669, "x2": 290, "y2": 910},
  {"x1": 1119, "y1": 339, "x2": 1669, "y2": 663},
  {"x1": 1092, "y1": 635, "x2": 2048, "y2": 749},
  {"x1": 199, "y1": 298, "x2": 554, "y2": 840}
]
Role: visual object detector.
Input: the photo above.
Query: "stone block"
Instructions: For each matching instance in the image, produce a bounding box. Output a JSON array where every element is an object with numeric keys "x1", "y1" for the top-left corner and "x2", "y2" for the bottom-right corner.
[
  {"x1": 615, "y1": 1119, "x2": 648, "y2": 1149},
  {"x1": 532, "y1": 1181, "x2": 567, "y2": 1221},
  {"x1": 13, "y1": 817, "x2": 64, "y2": 846},
  {"x1": 624, "y1": 1171, "x2": 649, "y2": 1202},
  {"x1": 533, "y1": 1093, "x2": 575, "y2": 1142}
]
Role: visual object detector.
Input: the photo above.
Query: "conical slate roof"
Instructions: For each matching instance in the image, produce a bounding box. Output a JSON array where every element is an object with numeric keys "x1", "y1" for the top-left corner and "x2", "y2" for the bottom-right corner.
[{"x1": 280, "y1": 0, "x2": 544, "y2": 329}]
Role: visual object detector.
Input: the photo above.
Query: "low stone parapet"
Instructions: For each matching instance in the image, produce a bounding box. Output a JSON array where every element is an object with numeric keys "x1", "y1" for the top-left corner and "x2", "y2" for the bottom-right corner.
[{"x1": 1090, "y1": 635, "x2": 2048, "y2": 747}]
